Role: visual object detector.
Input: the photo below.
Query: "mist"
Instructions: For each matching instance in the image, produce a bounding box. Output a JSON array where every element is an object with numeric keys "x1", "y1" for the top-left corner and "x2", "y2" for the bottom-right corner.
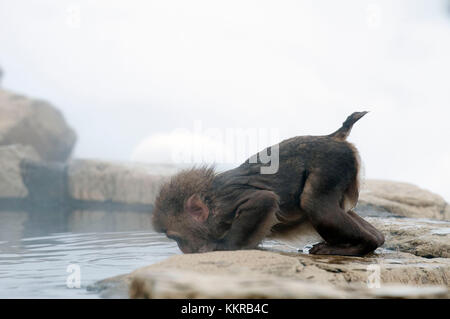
[{"x1": 1, "y1": 0, "x2": 449, "y2": 201}]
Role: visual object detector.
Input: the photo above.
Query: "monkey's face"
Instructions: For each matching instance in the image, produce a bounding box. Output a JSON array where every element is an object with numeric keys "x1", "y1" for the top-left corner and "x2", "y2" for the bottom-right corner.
[
  {"x1": 165, "y1": 226, "x2": 218, "y2": 254},
  {"x1": 153, "y1": 193, "x2": 217, "y2": 254}
]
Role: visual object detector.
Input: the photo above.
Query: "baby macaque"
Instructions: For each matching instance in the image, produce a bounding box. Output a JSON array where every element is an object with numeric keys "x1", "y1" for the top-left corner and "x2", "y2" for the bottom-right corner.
[{"x1": 152, "y1": 112, "x2": 384, "y2": 256}]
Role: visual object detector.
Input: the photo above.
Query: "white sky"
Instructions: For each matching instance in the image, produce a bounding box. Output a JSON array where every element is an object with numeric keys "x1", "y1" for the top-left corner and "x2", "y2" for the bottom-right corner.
[{"x1": 0, "y1": 0, "x2": 449, "y2": 201}]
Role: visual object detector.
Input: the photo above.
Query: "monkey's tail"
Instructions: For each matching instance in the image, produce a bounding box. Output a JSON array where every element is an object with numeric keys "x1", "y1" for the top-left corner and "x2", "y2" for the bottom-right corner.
[{"x1": 329, "y1": 111, "x2": 368, "y2": 140}]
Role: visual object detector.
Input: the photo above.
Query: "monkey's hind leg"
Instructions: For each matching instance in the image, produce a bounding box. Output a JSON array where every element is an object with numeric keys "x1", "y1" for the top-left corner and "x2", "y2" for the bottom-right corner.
[{"x1": 300, "y1": 176, "x2": 384, "y2": 256}]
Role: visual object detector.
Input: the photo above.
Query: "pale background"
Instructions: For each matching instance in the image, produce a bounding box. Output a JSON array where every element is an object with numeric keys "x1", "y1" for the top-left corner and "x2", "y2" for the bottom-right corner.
[{"x1": 1, "y1": 0, "x2": 449, "y2": 200}]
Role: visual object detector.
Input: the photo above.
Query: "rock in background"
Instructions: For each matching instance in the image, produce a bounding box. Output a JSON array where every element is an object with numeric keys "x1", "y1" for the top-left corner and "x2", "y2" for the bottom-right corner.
[
  {"x1": 368, "y1": 217, "x2": 450, "y2": 258},
  {"x1": 358, "y1": 179, "x2": 450, "y2": 220},
  {"x1": 0, "y1": 89, "x2": 76, "y2": 162},
  {"x1": 0, "y1": 88, "x2": 448, "y2": 217},
  {"x1": 67, "y1": 159, "x2": 174, "y2": 206},
  {"x1": 0, "y1": 144, "x2": 40, "y2": 198},
  {"x1": 2, "y1": 146, "x2": 450, "y2": 219},
  {"x1": 1, "y1": 85, "x2": 449, "y2": 299},
  {"x1": 1, "y1": 156, "x2": 177, "y2": 210},
  {"x1": 0, "y1": 88, "x2": 174, "y2": 210}
]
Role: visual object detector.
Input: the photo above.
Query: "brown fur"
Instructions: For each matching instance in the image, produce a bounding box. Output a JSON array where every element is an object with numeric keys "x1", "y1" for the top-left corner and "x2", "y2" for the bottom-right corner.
[{"x1": 152, "y1": 112, "x2": 384, "y2": 256}]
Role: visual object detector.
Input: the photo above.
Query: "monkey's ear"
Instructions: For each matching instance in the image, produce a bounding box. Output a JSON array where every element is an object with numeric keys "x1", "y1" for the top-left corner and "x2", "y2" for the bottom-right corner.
[{"x1": 185, "y1": 194, "x2": 209, "y2": 222}]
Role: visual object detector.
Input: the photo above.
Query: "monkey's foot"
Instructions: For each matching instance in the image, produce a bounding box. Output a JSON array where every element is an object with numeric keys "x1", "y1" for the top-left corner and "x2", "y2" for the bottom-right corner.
[{"x1": 309, "y1": 242, "x2": 368, "y2": 257}]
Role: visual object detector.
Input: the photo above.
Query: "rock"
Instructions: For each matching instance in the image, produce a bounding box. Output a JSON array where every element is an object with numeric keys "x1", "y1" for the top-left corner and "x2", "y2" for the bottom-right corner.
[
  {"x1": 20, "y1": 160, "x2": 67, "y2": 207},
  {"x1": 92, "y1": 214, "x2": 450, "y2": 299},
  {"x1": 129, "y1": 269, "x2": 359, "y2": 299},
  {"x1": 267, "y1": 216, "x2": 450, "y2": 259},
  {"x1": 368, "y1": 217, "x2": 450, "y2": 258},
  {"x1": 0, "y1": 89, "x2": 76, "y2": 162},
  {"x1": 67, "y1": 159, "x2": 174, "y2": 206},
  {"x1": 92, "y1": 249, "x2": 449, "y2": 299},
  {"x1": 87, "y1": 274, "x2": 130, "y2": 299},
  {"x1": 0, "y1": 144, "x2": 40, "y2": 198},
  {"x1": 358, "y1": 179, "x2": 449, "y2": 220},
  {"x1": 128, "y1": 269, "x2": 449, "y2": 299},
  {"x1": 1, "y1": 154, "x2": 175, "y2": 209}
]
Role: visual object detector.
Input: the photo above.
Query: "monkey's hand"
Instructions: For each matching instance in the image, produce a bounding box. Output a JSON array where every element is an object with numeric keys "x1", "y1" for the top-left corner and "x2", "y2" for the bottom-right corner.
[
  {"x1": 215, "y1": 190, "x2": 279, "y2": 251},
  {"x1": 309, "y1": 241, "x2": 374, "y2": 256},
  {"x1": 309, "y1": 242, "x2": 332, "y2": 255}
]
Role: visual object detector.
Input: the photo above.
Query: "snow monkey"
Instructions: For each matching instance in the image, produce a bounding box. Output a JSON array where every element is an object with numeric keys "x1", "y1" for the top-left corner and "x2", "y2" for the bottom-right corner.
[{"x1": 152, "y1": 112, "x2": 384, "y2": 256}]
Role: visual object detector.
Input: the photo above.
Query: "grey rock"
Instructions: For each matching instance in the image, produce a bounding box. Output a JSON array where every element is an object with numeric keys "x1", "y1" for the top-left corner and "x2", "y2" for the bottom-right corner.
[
  {"x1": 1, "y1": 153, "x2": 175, "y2": 209},
  {"x1": 87, "y1": 274, "x2": 130, "y2": 299},
  {"x1": 0, "y1": 89, "x2": 76, "y2": 162},
  {"x1": 67, "y1": 159, "x2": 173, "y2": 205},
  {"x1": 20, "y1": 159, "x2": 67, "y2": 207},
  {"x1": 368, "y1": 217, "x2": 450, "y2": 258},
  {"x1": 358, "y1": 179, "x2": 449, "y2": 220},
  {"x1": 0, "y1": 144, "x2": 40, "y2": 198}
]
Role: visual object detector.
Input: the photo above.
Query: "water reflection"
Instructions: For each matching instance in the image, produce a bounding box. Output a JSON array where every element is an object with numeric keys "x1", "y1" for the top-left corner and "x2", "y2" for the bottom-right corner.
[
  {"x1": 0, "y1": 208, "x2": 155, "y2": 240},
  {"x1": 0, "y1": 208, "x2": 180, "y2": 298},
  {"x1": 68, "y1": 210, "x2": 153, "y2": 233},
  {"x1": 0, "y1": 211, "x2": 28, "y2": 243}
]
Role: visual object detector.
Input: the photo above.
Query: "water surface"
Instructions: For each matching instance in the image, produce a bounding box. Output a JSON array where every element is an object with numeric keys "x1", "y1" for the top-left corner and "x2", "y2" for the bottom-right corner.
[{"x1": 0, "y1": 210, "x2": 180, "y2": 298}]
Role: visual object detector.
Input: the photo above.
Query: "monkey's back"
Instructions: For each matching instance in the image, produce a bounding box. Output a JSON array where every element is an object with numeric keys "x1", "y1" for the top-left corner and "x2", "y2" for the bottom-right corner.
[{"x1": 214, "y1": 135, "x2": 360, "y2": 225}]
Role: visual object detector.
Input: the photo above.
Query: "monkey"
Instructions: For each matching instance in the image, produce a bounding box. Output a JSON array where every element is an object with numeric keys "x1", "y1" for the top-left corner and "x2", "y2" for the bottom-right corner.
[{"x1": 152, "y1": 112, "x2": 385, "y2": 256}]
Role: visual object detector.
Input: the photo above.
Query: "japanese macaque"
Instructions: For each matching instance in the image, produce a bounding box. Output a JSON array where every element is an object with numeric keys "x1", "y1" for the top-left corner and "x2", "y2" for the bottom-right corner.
[{"x1": 152, "y1": 112, "x2": 385, "y2": 256}]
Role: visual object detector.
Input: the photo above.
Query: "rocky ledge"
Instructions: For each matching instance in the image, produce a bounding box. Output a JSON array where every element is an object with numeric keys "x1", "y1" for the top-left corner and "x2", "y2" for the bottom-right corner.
[
  {"x1": 90, "y1": 216, "x2": 450, "y2": 299},
  {"x1": 0, "y1": 144, "x2": 175, "y2": 210}
]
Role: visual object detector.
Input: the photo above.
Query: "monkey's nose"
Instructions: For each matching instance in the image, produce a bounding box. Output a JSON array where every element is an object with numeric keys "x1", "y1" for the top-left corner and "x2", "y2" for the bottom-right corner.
[
  {"x1": 197, "y1": 243, "x2": 217, "y2": 253},
  {"x1": 178, "y1": 244, "x2": 195, "y2": 254},
  {"x1": 179, "y1": 247, "x2": 189, "y2": 254},
  {"x1": 197, "y1": 246, "x2": 210, "y2": 253}
]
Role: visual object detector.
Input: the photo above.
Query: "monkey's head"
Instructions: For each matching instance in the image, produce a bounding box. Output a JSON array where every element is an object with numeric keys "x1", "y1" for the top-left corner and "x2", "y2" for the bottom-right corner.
[{"x1": 152, "y1": 167, "x2": 219, "y2": 253}]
